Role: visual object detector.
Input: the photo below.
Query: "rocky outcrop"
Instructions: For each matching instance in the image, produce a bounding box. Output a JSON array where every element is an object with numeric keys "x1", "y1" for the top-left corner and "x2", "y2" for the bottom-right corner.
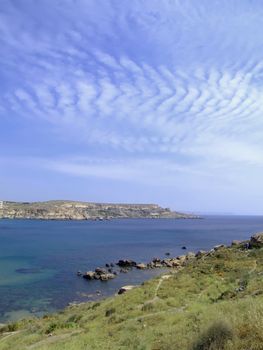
[
  {"x1": 0, "y1": 200, "x2": 198, "y2": 221},
  {"x1": 82, "y1": 269, "x2": 116, "y2": 281},
  {"x1": 116, "y1": 259, "x2": 137, "y2": 267},
  {"x1": 250, "y1": 232, "x2": 263, "y2": 248}
]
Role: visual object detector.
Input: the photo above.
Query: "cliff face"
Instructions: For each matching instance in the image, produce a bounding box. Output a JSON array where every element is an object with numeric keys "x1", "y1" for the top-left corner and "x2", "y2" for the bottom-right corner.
[{"x1": 0, "y1": 200, "x2": 196, "y2": 220}]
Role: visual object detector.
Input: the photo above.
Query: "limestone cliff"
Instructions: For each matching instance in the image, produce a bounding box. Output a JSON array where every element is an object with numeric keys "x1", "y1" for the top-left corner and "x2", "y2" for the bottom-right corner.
[{"x1": 0, "y1": 200, "x2": 197, "y2": 220}]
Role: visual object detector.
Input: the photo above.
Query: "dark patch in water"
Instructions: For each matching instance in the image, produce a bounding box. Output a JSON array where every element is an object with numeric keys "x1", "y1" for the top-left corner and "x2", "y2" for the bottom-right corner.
[{"x1": 15, "y1": 268, "x2": 42, "y2": 274}]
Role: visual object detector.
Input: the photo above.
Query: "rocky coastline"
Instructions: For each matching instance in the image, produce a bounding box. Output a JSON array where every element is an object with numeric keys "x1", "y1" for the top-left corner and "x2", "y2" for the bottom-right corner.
[
  {"x1": 0, "y1": 200, "x2": 199, "y2": 220},
  {"x1": 77, "y1": 232, "x2": 263, "y2": 294}
]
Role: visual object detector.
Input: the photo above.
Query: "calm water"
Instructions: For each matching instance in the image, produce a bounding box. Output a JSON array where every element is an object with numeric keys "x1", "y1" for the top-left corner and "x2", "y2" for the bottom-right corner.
[{"x1": 0, "y1": 216, "x2": 262, "y2": 322}]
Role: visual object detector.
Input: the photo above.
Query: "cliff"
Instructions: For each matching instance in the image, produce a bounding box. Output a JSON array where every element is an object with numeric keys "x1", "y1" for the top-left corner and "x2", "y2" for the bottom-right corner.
[{"x1": 0, "y1": 200, "x2": 197, "y2": 220}]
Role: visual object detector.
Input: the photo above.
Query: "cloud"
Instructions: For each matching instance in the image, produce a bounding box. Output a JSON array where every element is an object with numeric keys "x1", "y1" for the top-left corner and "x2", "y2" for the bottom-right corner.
[{"x1": 1, "y1": 0, "x2": 263, "y2": 212}]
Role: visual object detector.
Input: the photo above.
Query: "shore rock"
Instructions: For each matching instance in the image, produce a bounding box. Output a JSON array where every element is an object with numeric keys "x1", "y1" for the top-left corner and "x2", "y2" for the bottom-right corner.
[
  {"x1": 116, "y1": 259, "x2": 137, "y2": 267},
  {"x1": 100, "y1": 273, "x2": 116, "y2": 281},
  {"x1": 83, "y1": 271, "x2": 95, "y2": 280},
  {"x1": 231, "y1": 240, "x2": 242, "y2": 246},
  {"x1": 118, "y1": 285, "x2": 136, "y2": 295},
  {"x1": 195, "y1": 250, "x2": 206, "y2": 258},
  {"x1": 136, "y1": 263, "x2": 147, "y2": 269},
  {"x1": 213, "y1": 244, "x2": 225, "y2": 251},
  {"x1": 250, "y1": 232, "x2": 263, "y2": 248},
  {"x1": 95, "y1": 267, "x2": 107, "y2": 275}
]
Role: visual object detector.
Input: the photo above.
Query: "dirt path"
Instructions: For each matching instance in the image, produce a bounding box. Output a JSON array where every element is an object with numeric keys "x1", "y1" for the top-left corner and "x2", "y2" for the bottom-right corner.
[{"x1": 27, "y1": 330, "x2": 82, "y2": 349}]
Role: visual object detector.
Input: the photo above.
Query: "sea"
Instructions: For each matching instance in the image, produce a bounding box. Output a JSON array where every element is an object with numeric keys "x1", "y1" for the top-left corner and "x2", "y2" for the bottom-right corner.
[{"x1": 0, "y1": 216, "x2": 262, "y2": 323}]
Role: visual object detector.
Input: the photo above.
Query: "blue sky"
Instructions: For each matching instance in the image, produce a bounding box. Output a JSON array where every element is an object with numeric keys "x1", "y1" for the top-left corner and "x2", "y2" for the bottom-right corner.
[{"x1": 1, "y1": 0, "x2": 263, "y2": 214}]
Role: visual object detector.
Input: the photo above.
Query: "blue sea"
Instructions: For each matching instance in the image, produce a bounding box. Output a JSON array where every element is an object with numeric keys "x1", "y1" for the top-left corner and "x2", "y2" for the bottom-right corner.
[{"x1": 0, "y1": 216, "x2": 262, "y2": 322}]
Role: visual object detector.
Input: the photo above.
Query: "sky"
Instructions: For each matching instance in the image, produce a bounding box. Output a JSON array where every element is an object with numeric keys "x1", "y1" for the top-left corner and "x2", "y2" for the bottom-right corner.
[{"x1": 1, "y1": 0, "x2": 263, "y2": 214}]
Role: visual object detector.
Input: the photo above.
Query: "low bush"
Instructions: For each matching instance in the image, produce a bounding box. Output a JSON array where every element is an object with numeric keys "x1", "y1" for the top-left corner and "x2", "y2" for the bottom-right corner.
[{"x1": 192, "y1": 320, "x2": 234, "y2": 350}]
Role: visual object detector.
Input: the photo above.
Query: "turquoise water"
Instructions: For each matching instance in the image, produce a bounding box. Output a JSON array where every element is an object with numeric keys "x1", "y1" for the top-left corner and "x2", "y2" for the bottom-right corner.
[{"x1": 0, "y1": 216, "x2": 262, "y2": 322}]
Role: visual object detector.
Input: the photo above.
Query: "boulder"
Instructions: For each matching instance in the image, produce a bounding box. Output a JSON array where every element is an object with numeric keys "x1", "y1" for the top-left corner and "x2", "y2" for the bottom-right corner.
[
  {"x1": 136, "y1": 263, "x2": 147, "y2": 269},
  {"x1": 231, "y1": 240, "x2": 242, "y2": 246},
  {"x1": 83, "y1": 271, "x2": 95, "y2": 280},
  {"x1": 152, "y1": 258, "x2": 161, "y2": 263},
  {"x1": 213, "y1": 244, "x2": 225, "y2": 251},
  {"x1": 163, "y1": 260, "x2": 173, "y2": 268},
  {"x1": 165, "y1": 252, "x2": 170, "y2": 256},
  {"x1": 170, "y1": 259, "x2": 181, "y2": 267},
  {"x1": 195, "y1": 250, "x2": 206, "y2": 258},
  {"x1": 95, "y1": 267, "x2": 107, "y2": 275},
  {"x1": 100, "y1": 273, "x2": 116, "y2": 281},
  {"x1": 118, "y1": 285, "x2": 136, "y2": 295},
  {"x1": 178, "y1": 255, "x2": 186, "y2": 262},
  {"x1": 186, "y1": 252, "x2": 195, "y2": 259},
  {"x1": 116, "y1": 259, "x2": 137, "y2": 267},
  {"x1": 250, "y1": 232, "x2": 263, "y2": 248}
]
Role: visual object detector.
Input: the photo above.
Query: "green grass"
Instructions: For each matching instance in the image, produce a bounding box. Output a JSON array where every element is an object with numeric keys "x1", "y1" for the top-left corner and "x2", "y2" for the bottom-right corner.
[{"x1": 0, "y1": 245, "x2": 263, "y2": 349}]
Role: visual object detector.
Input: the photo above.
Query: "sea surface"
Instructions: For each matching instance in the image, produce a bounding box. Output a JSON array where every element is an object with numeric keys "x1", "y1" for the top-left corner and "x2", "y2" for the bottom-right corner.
[{"x1": 0, "y1": 216, "x2": 262, "y2": 322}]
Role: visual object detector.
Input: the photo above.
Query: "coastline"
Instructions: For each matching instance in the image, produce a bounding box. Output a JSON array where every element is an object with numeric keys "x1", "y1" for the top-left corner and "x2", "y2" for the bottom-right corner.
[
  {"x1": 0, "y1": 231, "x2": 262, "y2": 349},
  {"x1": 0, "y1": 200, "x2": 199, "y2": 221}
]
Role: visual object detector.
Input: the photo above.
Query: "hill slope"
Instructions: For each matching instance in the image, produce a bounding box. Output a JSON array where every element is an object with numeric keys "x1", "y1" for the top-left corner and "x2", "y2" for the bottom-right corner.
[
  {"x1": 0, "y1": 200, "x2": 197, "y2": 220},
  {"x1": 0, "y1": 234, "x2": 262, "y2": 349}
]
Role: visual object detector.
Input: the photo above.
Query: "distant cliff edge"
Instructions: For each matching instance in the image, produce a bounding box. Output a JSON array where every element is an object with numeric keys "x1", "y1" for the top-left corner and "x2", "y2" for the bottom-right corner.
[{"x1": 0, "y1": 200, "x2": 198, "y2": 220}]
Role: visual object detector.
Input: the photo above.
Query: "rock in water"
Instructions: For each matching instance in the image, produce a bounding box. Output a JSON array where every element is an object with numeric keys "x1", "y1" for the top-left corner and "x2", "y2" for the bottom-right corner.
[
  {"x1": 136, "y1": 263, "x2": 147, "y2": 269},
  {"x1": 116, "y1": 259, "x2": 137, "y2": 267},
  {"x1": 100, "y1": 273, "x2": 116, "y2": 281},
  {"x1": 83, "y1": 271, "x2": 95, "y2": 280}
]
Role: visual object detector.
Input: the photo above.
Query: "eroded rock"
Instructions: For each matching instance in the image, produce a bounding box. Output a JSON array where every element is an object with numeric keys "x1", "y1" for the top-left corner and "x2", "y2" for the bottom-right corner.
[{"x1": 250, "y1": 232, "x2": 263, "y2": 248}]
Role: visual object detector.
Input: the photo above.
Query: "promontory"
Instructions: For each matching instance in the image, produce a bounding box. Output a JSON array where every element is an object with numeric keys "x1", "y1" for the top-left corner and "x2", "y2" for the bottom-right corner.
[{"x1": 0, "y1": 200, "x2": 197, "y2": 220}]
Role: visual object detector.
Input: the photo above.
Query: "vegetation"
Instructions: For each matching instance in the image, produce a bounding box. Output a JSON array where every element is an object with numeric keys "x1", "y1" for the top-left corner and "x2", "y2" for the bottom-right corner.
[{"x1": 0, "y1": 244, "x2": 262, "y2": 349}]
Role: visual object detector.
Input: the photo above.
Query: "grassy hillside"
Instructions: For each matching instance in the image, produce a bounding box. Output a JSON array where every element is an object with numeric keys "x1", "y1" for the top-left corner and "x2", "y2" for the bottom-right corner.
[{"x1": 0, "y1": 240, "x2": 262, "y2": 349}]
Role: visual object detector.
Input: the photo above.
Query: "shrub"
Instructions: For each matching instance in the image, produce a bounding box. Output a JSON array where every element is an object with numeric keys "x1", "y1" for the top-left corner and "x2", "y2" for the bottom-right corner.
[
  {"x1": 192, "y1": 320, "x2": 234, "y2": 350},
  {"x1": 105, "y1": 308, "x2": 116, "y2": 317},
  {"x1": 45, "y1": 322, "x2": 59, "y2": 334}
]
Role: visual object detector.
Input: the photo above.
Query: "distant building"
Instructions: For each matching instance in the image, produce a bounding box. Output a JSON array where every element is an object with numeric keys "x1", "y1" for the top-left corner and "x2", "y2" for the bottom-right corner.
[{"x1": 0, "y1": 201, "x2": 3, "y2": 209}]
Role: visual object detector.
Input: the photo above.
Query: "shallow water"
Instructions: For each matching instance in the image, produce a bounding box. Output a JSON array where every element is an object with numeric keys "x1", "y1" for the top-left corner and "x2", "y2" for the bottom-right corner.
[{"x1": 0, "y1": 216, "x2": 262, "y2": 322}]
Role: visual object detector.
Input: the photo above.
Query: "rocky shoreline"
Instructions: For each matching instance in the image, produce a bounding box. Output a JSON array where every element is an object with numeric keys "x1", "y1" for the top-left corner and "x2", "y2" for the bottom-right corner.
[
  {"x1": 77, "y1": 232, "x2": 263, "y2": 294},
  {"x1": 0, "y1": 200, "x2": 199, "y2": 221}
]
